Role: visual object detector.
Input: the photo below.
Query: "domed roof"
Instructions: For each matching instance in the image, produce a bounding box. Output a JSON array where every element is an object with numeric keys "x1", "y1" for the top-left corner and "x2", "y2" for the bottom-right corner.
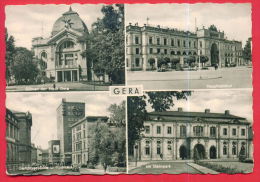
[{"x1": 51, "y1": 7, "x2": 88, "y2": 36}]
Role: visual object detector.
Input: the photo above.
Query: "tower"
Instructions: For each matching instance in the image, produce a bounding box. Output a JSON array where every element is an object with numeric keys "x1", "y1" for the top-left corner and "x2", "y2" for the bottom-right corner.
[{"x1": 56, "y1": 98, "x2": 85, "y2": 165}]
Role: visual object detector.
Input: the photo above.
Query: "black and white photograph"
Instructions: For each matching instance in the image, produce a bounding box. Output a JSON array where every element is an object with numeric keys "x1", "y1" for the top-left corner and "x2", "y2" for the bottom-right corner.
[
  {"x1": 5, "y1": 4, "x2": 125, "y2": 92},
  {"x1": 5, "y1": 92, "x2": 126, "y2": 175},
  {"x1": 127, "y1": 90, "x2": 253, "y2": 174},
  {"x1": 126, "y1": 3, "x2": 252, "y2": 90}
]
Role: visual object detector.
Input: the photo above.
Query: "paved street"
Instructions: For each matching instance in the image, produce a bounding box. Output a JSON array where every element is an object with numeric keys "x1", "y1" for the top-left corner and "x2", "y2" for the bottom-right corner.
[
  {"x1": 128, "y1": 161, "x2": 201, "y2": 174},
  {"x1": 32, "y1": 168, "x2": 80, "y2": 175},
  {"x1": 127, "y1": 67, "x2": 252, "y2": 90},
  {"x1": 6, "y1": 82, "x2": 111, "y2": 92}
]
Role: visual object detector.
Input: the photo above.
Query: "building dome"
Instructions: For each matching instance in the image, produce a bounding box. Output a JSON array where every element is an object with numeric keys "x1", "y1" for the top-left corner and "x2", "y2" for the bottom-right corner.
[{"x1": 51, "y1": 7, "x2": 88, "y2": 36}]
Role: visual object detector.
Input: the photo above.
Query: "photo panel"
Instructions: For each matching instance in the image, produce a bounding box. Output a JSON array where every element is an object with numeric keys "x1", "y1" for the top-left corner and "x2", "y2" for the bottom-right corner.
[
  {"x1": 127, "y1": 90, "x2": 253, "y2": 174},
  {"x1": 5, "y1": 4, "x2": 125, "y2": 92},
  {"x1": 125, "y1": 3, "x2": 252, "y2": 90},
  {"x1": 5, "y1": 92, "x2": 126, "y2": 175}
]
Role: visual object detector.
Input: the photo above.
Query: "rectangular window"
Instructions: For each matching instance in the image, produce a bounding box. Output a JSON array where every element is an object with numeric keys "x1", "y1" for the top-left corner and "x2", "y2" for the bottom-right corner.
[
  {"x1": 145, "y1": 126, "x2": 150, "y2": 134},
  {"x1": 177, "y1": 40, "x2": 180, "y2": 47},
  {"x1": 200, "y1": 41, "x2": 202, "y2": 48},
  {"x1": 135, "y1": 58, "x2": 140, "y2": 67},
  {"x1": 167, "y1": 127, "x2": 172, "y2": 134},
  {"x1": 164, "y1": 38, "x2": 167, "y2": 45},
  {"x1": 136, "y1": 48, "x2": 140, "y2": 54},
  {"x1": 189, "y1": 41, "x2": 191, "y2": 47},
  {"x1": 157, "y1": 126, "x2": 161, "y2": 134},
  {"x1": 180, "y1": 126, "x2": 186, "y2": 137},
  {"x1": 157, "y1": 38, "x2": 160, "y2": 45},
  {"x1": 157, "y1": 147, "x2": 161, "y2": 154},
  {"x1": 171, "y1": 39, "x2": 174, "y2": 46},
  {"x1": 157, "y1": 48, "x2": 161, "y2": 54},
  {"x1": 149, "y1": 37, "x2": 153, "y2": 44},
  {"x1": 149, "y1": 48, "x2": 153, "y2": 54},
  {"x1": 241, "y1": 129, "x2": 246, "y2": 136},
  {"x1": 223, "y1": 128, "x2": 228, "y2": 135},
  {"x1": 164, "y1": 49, "x2": 167, "y2": 55},
  {"x1": 210, "y1": 127, "x2": 216, "y2": 137},
  {"x1": 145, "y1": 147, "x2": 150, "y2": 155},
  {"x1": 183, "y1": 40, "x2": 186, "y2": 47},
  {"x1": 194, "y1": 41, "x2": 196, "y2": 48},
  {"x1": 135, "y1": 36, "x2": 139, "y2": 44},
  {"x1": 232, "y1": 128, "x2": 237, "y2": 136}
]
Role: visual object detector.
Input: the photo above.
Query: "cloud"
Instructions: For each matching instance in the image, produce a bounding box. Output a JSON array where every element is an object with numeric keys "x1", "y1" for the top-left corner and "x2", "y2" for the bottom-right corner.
[{"x1": 6, "y1": 92, "x2": 125, "y2": 149}]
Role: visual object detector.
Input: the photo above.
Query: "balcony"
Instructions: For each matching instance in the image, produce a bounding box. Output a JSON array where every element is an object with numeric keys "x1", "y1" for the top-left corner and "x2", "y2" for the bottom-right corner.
[{"x1": 56, "y1": 64, "x2": 78, "y2": 69}]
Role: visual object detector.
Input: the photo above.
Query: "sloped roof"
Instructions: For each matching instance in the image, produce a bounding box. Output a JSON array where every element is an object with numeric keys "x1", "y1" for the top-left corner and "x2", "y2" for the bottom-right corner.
[{"x1": 148, "y1": 111, "x2": 246, "y2": 120}]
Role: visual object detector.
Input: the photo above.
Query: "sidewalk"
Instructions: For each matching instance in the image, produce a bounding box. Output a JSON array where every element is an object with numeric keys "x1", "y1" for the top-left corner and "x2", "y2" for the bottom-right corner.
[{"x1": 187, "y1": 163, "x2": 219, "y2": 174}]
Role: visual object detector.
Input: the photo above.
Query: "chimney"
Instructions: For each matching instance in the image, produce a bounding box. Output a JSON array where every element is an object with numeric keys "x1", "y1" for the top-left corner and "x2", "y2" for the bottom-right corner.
[
  {"x1": 178, "y1": 107, "x2": 183, "y2": 112},
  {"x1": 205, "y1": 109, "x2": 210, "y2": 113},
  {"x1": 225, "y1": 110, "x2": 230, "y2": 115}
]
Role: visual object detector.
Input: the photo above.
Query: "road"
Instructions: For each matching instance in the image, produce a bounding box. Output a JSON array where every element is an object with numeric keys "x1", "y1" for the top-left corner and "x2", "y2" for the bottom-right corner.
[
  {"x1": 129, "y1": 161, "x2": 201, "y2": 174},
  {"x1": 127, "y1": 67, "x2": 252, "y2": 90},
  {"x1": 6, "y1": 82, "x2": 110, "y2": 92},
  {"x1": 32, "y1": 169, "x2": 80, "y2": 175}
]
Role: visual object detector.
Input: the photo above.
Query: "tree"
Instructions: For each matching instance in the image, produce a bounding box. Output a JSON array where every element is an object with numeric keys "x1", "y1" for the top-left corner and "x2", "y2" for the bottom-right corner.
[
  {"x1": 12, "y1": 47, "x2": 39, "y2": 84},
  {"x1": 243, "y1": 38, "x2": 252, "y2": 64},
  {"x1": 199, "y1": 55, "x2": 209, "y2": 67},
  {"x1": 5, "y1": 28, "x2": 16, "y2": 84},
  {"x1": 107, "y1": 100, "x2": 126, "y2": 127},
  {"x1": 127, "y1": 91, "x2": 191, "y2": 153},
  {"x1": 185, "y1": 55, "x2": 196, "y2": 67},
  {"x1": 80, "y1": 4, "x2": 125, "y2": 84}
]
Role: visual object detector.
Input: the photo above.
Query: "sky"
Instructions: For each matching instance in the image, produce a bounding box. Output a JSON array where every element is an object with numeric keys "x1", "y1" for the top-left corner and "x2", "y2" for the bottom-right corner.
[
  {"x1": 5, "y1": 4, "x2": 104, "y2": 49},
  {"x1": 145, "y1": 89, "x2": 253, "y2": 123},
  {"x1": 6, "y1": 92, "x2": 125, "y2": 149},
  {"x1": 126, "y1": 3, "x2": 251, "y2": 46}
]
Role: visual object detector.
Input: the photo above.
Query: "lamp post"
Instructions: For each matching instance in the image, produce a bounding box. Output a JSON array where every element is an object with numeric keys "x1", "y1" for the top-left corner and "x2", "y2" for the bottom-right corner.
[{"x1": 135, "y1": 145, "x2": 138, "y2": 167}]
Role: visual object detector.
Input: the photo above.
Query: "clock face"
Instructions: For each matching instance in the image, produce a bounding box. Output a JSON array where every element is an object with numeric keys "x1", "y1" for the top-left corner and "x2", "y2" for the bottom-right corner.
[{"x1": 72, "y1": 106, "x2": 83, "y2": 116}]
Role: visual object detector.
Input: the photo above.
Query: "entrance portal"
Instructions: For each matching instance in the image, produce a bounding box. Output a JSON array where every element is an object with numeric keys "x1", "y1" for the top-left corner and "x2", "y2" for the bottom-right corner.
[
  {"x1": 193, "y1": 144, "x2": 206, "y2": 159},
  {"x1": 209, "y1": 146, "x2": 217, "y2": 159},
  {"x1": 210, "y1": 43, "x2": 219, "y2": 66},
  {"x1": 179, "y1": 145, "x2": 188, "y2": 160}
]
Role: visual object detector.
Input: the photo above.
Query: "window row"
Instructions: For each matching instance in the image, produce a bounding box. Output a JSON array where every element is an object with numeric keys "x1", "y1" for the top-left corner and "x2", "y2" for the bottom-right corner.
[{"x1": 144, "y1": 125, "x2": 246, "y2": 137}]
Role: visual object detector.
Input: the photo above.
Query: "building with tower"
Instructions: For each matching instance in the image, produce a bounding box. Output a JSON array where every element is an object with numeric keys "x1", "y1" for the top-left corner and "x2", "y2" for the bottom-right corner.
[
  {"x1": 56, "y1": 98, "x2": 85, "y2": 165},
  {"x1": 132, "y1": 108, "x2": 252, "y2": 161},
  {"x1": 126, "y1": 24, "x2": 244, "y2": 71},
  {"x1": 32, "y1": 7, "x2": 93, "y2": 82},
  {"x1": 48, "y1": 140, "x2": 61, "y2": 165}
]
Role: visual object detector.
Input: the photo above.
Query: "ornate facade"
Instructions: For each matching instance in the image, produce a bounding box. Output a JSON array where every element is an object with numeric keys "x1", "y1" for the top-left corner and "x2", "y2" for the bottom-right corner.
[
  {"x1": 134, "y1": 108, "x2": 252, "y2": 161},
  {"x1": 126, "y1": 24, "x2": 243, "y2": 71},
  {"x1": 32, "y1": 7, "x2": 91, "y2": 82}
]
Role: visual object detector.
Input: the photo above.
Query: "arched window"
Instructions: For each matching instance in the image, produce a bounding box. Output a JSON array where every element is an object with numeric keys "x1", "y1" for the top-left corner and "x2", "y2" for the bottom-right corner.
[
  {"x1": 171, "y1": 51, "x2": 175, "y2": 55},
  {"x1": 232, "y1": 145, "x2": 237, "y2": 155},
  {"x1": 60, "y1": 40, "x2": 74, "y2": 50},
  {"x1": 177, "y1": 51, "x2": 181, "y2": 55},
  {"x1": 41, "y1": 51, "x2": 47, "y2": 59},
  {"x1": 183, "y1": 51, "x2": 187, "y2": 55},
  {"x1": 194, "y1": 126, "x2": 204, "y2": 136},
  {"x1": 223, "y1": 145, "x2": 227, "y2": 155}
]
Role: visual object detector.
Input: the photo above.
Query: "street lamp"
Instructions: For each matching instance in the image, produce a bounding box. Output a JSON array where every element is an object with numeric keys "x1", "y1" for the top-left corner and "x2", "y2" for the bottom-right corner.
[{"x1": 135, "y1": 145, "x2": 138, "y2": 167}]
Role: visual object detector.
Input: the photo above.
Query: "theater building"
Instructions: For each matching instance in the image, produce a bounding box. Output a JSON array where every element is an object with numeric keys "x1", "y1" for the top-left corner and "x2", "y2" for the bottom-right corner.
[
  {"x1": 32, "y1": 7, "x2": 92, "y2": 82},
  {"x1": 133, "y1": 108, "x2": 251, "y2": 161},
  {"x1": 126, "y1": 24, "x2": 243, "y2": 71},
  {"x1": 57, "y1": 98, "x2": 85, "y2": 165},
  {"x1": 71, "y1": 116, "x2": 109, "y2": 165}
]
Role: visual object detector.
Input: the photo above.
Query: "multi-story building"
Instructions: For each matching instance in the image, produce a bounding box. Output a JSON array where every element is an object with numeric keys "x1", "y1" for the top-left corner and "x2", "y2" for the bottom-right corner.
[
  {"x1": 57, "y1": 98, "x2": 85, "y2": 165},
  {"x1": 48, "y1": 140, "x2": 61, "y2": 165},
  {"x1": 36, "y1": 147, "x2": 43, "y2": 165},
  {"x1": 12, "y1": 110, "x2": 32, "y2": 166},
  {"x1": 32, "y1": 7, "x2": 93, "y2": 82},
  {"x1": 5, "y1": 109, "x2": 20, "y2": 172},
  {"x1": 31, "y1": 144, "x2": 37, "y2": 164},
  {"x1": 133, "y1": 108, "x2": 252, "y2": 161},
  {"x1": 126, "y1": 24, "x2": 243, "y2": 71},
  {"x1": 41, "y1": 149, "x2": 49, "y2": 165},
  {"x1": 71, "y1": 116, "x2": 109, "y2": 165}
]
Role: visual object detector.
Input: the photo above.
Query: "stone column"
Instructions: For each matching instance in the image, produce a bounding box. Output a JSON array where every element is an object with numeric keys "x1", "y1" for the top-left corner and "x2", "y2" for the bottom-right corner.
[
  {"x1": 62, "y1": 71, "x2": 64, "y2": 82},
  {"x1": 70, "y1": 70, "x2": 73, "y2": 82},
  {"x1": 205, "y1": 140, "x2": 209, "y2": 159}
]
